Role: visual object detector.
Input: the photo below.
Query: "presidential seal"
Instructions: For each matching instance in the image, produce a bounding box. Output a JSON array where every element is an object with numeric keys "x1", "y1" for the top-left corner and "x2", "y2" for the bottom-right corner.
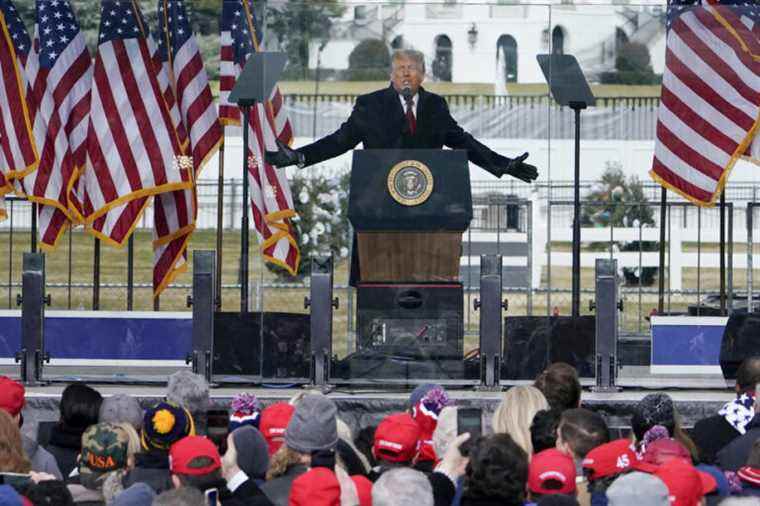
[{"x1": 387, "y1": 160, "x2": 434, "y2": 206}]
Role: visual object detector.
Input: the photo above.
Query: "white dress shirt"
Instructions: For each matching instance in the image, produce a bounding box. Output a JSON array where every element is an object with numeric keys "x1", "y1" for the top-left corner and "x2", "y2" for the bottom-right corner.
[
  {"x1": 398, "y1": 92, "x2": 419, "y2": 118},
  {"x1": 226, "y1": 469, "x2": 249, "y2": 493}
]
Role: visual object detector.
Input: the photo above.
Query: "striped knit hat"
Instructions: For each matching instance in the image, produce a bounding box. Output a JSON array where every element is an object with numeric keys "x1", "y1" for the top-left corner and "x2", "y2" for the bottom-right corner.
[
  {"x1": 228, "y1": 393, "x2": 261, "y2": 432},
  {"x1": 141, "y1": 401, "x2": 195, "y2": 451}
]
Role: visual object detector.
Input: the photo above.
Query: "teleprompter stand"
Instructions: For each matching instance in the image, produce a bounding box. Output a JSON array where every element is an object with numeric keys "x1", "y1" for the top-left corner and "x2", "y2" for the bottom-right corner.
[
  {"x1": 537, "y1": 54, "x2": 595, "y2": 319},
  {"x1": 228, "y1": 52, "x2": 288, "y2": 313}
]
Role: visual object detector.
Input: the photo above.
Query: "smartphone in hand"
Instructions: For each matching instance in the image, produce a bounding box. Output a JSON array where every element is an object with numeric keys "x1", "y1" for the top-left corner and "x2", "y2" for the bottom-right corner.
[
  {"x1": 204, "y1": 487, "x2": 218, "y2": 506},
  {"x1": 457, "y1": 408, "x2": 483, "y2": 456}
]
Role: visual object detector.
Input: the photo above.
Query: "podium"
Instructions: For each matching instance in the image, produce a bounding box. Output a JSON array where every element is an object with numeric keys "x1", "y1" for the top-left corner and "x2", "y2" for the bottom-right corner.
[{"x1": 347, "y1": 150, "x2": 472, "y2": 359}]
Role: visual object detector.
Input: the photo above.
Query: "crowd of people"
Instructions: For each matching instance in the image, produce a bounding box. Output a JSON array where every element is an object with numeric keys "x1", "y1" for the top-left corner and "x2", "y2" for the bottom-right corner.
[{"x1": 1, "y1": 358, "x2": 760, "y2": 505}]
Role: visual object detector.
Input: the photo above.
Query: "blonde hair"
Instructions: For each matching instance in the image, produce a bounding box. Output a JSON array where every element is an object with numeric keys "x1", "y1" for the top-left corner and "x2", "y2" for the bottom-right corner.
[
  {"x1": 491, "y1": 385, "x2": 549, "y2": 455},
  {"x1": 117, "y1": 422, "x2": 140, "y2": 465},
  {"x1": 266, "y1": 445, "x2": 306, "y2": 480}
]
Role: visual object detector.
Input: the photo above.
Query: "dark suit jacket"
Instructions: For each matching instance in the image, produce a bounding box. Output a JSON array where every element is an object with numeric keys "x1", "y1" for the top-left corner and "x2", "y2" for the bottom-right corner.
[
  {"x1": 298, "y1": 85, "x2": 508, "y2": 285},
  {"x1": 297, "y1": 84, "x2": 508, "y2": 177}
]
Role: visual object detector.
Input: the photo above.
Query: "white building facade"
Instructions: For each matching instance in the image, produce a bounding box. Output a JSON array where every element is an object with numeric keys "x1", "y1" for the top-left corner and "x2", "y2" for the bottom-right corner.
[{"x1": 310, "y1": 1, "x2": 668, "y2": 89}]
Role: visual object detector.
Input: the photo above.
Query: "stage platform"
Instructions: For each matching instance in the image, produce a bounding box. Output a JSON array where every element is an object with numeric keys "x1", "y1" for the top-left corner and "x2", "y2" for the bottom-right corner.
[{"x1": 18, "y1": 380, "x2": 735, "y2": 442}]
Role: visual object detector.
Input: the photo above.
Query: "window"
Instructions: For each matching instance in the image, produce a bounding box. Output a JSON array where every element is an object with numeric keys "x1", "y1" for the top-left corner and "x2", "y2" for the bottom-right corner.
[
  {"x1": 552, "y1": 26, "x2": 565, "y2": 55},
  {"x1": 433, "y1": 35, "x2": 452, "y2": 81},
  {"x1": 496, "y1": 35, "x2": 518, "y2": 83}
]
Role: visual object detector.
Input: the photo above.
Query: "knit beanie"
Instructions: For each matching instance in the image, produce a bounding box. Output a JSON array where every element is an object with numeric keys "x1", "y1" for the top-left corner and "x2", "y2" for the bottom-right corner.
[
  {"x1": 413, "y1": 386, "x2": 451, "y2": 463},
  {"x1": 99, "y1": 394, "x2": 144, "y2": 430},
  {"x1": 228, "y1": 393, "x2": 261, "y2": 432},
  {"x1": 111, "y1": 482, "x2": 155, "y2": 506},
  {"x1": 231, "y1": 426, "x2": 270, "y2": 479},
  {"x1": 409, "y1": 384, "x2": 438, "y2": 409},
  {"x1": 632, "y1": 393, "x2": 675, "y2": 440},
  {"x1": 284, "y1": 394, "x2": 338, "y2": 454},
  {"x1": 141, "y1": 401, "x2": 195, "y2": 451}
]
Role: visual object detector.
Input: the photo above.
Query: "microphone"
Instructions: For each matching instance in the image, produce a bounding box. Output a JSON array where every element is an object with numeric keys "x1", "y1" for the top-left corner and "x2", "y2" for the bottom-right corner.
[{"x1": 402, "y1": 86, "x2": 412, "y2": 102}]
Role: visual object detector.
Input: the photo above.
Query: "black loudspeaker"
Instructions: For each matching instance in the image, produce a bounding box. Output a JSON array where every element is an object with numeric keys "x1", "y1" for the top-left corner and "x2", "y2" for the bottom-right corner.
[
  {"x1": 213, "y1": 312, "x2": 310, "y2": 379},
  {"x1": 356, "y1": 283, "x2": 463, "y2": 359},
  {"x1": 720, "y1": 313, "x2": 760, "y2": 380},
  {"x1": 503, "y1": 316, "x2": 595, "y2": 380}
]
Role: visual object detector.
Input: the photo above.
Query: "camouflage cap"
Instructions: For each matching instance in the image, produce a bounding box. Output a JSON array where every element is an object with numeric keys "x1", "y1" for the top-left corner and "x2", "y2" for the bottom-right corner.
[{"x1": 80, "y1": 422, "x2": 129, "y2": 476}]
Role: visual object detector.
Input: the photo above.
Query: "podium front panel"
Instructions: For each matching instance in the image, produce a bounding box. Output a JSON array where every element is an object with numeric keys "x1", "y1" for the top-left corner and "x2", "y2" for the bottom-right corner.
[
  {"x1": 357, "y1": 231, "x2": 461, "y2": 283},
  {"x1": 348, "y1": 149, "x2": 472, "y2": 231}
]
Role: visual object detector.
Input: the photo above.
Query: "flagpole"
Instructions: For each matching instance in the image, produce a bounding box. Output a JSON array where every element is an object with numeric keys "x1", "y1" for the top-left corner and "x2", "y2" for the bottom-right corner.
[
  {"x1": 657, "y1": 187, "x2": 667, "y2": 315},
  {"x1": 216, "y1": 134, "x2": 225, "y2": 310},
  {"x1": 719, "y1": 190, "x2": 726, "y2": 315}
]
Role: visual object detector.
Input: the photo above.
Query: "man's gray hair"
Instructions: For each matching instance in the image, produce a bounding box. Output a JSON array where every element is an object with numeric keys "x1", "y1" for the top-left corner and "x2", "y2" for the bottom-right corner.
[
  {"x1": 372, "y1": 468, "x2": 433, "y2": 506},
  {"x1": 153, "y1": 487, "x2": 205, "y2": 506},
  {"x1": 166, "y1": 370, "x2": 210, "y2": 433},
  {"x1": 392, "y1": 49, "x2": 426, "y2": 74}
]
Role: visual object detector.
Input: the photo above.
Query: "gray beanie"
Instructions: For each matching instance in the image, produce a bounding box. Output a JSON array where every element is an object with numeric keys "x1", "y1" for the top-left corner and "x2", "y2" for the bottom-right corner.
[
  {"x1": 99, "y1": 394, "x2": 144, "y2": 430},
  {"x1": 112, "y1": 483, "x2": 156, "y2": 506},
  {"x1": 606, "y1": 472, "x2": 669, "y2": 506},
  {"x1": 231, "y1": 426, "x2": 269, "y2": 479},
  {"x1": 284, "y1": 394, "x2": 338, "y2": 454}
]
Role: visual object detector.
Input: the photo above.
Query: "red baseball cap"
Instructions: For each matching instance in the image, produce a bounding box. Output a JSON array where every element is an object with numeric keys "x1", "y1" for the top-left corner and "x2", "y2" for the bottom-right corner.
[
  {"x1": 260, "y1": 402, "x2": 295, "y2": 456},
  {"x1": 582, "y1": 439, "x2": 635, "y2": 480},
  {"x1": 654, "y1": 458, "x2": 716, "y2": 506},
  {"x1": 169, "y1": 436, "x2": 221, "y2": 476},
  {"x1": 289, "y1": 467, "x2": 341, "y2": 506},
  {"x1": 738, "y1": 466, "x2": 760, "y2": 486},
  {"x1": 528, "y1": 448, "x2": 577, "y2": 495},
  {"x1": 0, "y1": 376, "x2": 25, "y2": 417},
  {"x1": 373, "y1": 413, "x2": 421, "y2": 463}
]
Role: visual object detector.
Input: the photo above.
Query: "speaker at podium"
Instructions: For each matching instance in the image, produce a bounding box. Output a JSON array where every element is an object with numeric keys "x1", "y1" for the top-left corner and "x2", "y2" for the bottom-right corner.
[{"x1": 344, "y1": 149, "x2": 472, "y2": 368}]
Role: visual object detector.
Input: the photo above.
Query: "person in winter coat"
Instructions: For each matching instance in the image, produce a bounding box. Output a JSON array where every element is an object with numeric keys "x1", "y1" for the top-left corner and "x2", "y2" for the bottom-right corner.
[
  {"x1": 692, "y1": 356, "x2": 760, "y2": 464},
  {"x1": 121, "y1": 401, "x2": 195, "y2": 493},
  {"x1": 45, "y1": 383, "x2": 103, "y2": 478},
  {"x1": 221, "y1": 426, "x2": 273, "y2": 506},
  {"x1": 66, "y1": 423, "x2": 131, "y2": 506},
  {"x1": 0, "y1": 376, "x2": 62, "y2": 479}
]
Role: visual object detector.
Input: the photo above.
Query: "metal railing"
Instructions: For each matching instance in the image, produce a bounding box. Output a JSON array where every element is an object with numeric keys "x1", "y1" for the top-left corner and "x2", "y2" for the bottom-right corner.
[{"x1": 2, "y1": 185, "x2": 757, "y2": 337}]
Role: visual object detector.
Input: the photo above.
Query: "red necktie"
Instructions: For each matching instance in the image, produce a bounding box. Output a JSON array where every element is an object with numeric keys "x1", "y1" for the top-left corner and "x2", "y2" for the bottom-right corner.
[{"x1": 405, "y1": 99, "x2": 416, "y2": 135}]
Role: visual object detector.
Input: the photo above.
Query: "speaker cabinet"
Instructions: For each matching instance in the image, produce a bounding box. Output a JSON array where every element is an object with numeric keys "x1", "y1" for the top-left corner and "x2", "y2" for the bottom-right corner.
[
  {"x1": 356, "y1": 283, "x2": 463, "y2": 359},
  {"x1": 720, "y1": 313, "x2": 760, "y2": 380},
  {"x1": 213, "y1": 312, "x2": 309, "y2": 379},
  {"x1": 503, "y1": 316, "x2": 595, "y2": 380}
]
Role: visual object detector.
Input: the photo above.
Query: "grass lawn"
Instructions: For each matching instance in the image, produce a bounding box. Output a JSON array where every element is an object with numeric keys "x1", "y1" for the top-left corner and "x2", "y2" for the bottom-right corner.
[{"x1": 1, "y1": 226, "x2": 743, "y2": 353}]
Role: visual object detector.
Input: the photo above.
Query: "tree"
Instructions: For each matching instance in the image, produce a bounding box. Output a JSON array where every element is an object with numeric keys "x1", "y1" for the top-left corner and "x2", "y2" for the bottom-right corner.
[
  {"x1": 345, "y1": 39, "x2": 390, "y2": 81},
  {"x1": 267, "y1": 173, "x2": 351, "y2": 280},
  {"x1": 267, "y1": 0, "x2": 345, "y2": 80},
  {"x1": 600, "y1": 42, "x2": 660, "y2": 85},
  {"x1": 581, "y1": 163, "x2": 659, "y2": 286}
]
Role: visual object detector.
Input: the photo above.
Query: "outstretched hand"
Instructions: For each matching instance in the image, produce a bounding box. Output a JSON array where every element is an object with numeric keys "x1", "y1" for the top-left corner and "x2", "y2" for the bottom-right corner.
[
  {"x1": 502, "y1": 152, "x2": 538, "y2": 183},
  {"x1": 264, "y1": 139, "x2": 304, "y2": 168},
  {"x1": 436, "y1": 432, "x2": 471, "y2": 481}
]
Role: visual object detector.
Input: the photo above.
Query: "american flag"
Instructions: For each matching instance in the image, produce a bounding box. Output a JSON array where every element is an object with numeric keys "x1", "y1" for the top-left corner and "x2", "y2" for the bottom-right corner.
[
  {"x1": 15, "y1": 0, "x2": 91, "y2": 250},
  {"x1": 80, "y1": 0, "x2": 191, "y2": 247},
  {"x1": 651, "y1": 0, "x2": 760, "y2": 205},
  {"x1": 219, "y1": 0, "x2": 291, "y2": 141},
  {"x1": 219, "y1": 0, "x2": 299, "y2": 275},
  {"x1": 0, "y1": 0, "x2": 37, "y2": 187},
  {"x1": 152, "y1": 0, "x2": 222, "y2": 297}
]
